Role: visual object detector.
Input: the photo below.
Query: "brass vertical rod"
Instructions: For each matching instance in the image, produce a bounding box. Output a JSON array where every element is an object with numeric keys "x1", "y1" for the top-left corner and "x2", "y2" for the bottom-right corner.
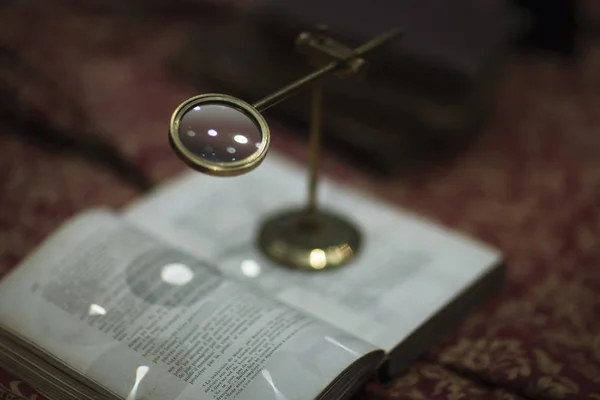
[{"x1": 307, "y1": 78, "x2": 324, "y2": 215}]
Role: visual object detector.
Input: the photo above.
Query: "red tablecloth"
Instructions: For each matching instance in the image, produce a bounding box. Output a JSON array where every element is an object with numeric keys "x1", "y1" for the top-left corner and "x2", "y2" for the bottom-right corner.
[{"x1": 1, "y1": 2, "x2": 600, "y2": 399}]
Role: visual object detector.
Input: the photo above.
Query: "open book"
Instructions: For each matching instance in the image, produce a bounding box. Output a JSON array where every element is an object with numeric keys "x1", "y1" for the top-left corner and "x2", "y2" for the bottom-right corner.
[{"x1": 0, "y1": 152, "x2": 504, "y2": 400}]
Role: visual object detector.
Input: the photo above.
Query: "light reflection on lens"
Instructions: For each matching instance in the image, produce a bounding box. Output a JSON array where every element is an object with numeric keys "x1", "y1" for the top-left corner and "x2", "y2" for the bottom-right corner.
[
  {"x1": 177, "y1": 103, "x2": 263, "y2": 164},
  {"x1": 234, "y1": 134, "x2": 248, "y2": 144}
]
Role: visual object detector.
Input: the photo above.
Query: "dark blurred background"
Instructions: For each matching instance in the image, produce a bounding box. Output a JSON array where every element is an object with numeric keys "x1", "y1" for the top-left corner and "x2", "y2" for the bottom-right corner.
[{"x1": 0, "y1": 0, "x2": 594, "y2": 186}]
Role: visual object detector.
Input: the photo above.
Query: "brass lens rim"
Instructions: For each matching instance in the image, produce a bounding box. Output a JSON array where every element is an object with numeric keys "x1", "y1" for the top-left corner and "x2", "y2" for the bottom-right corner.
[{"x1": 169, "y1": 93, "x2": 270, "y2": 177}]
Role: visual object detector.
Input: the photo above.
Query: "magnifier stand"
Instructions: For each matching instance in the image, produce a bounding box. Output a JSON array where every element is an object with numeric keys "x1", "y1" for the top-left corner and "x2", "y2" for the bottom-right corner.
[{"x1": 257, "y1": 27, "x2": 363, "y2": 271}]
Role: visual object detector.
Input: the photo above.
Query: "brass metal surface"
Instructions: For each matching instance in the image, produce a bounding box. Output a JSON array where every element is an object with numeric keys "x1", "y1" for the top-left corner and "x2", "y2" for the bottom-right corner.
[
  {"x1": 258, "y1": 209, "x2": 361, "y2": 271},
  {"x1": 257, "y1": 26, "x2": 381, "y2": 271},
  {"x1": 295, "y1": 25, "x2": 368, "y2": 78},
  {"x1": 169, "y1": 94, "x2": 270, "y2": 177},
  {"x1": 307, "y1": 78, "x2": 324, "y2": 215}
]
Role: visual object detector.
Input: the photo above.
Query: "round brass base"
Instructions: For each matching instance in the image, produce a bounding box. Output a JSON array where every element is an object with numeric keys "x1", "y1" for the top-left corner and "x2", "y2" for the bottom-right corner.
[{"x1": 257, "y1": 209, "x2": 361, "y2": 271}]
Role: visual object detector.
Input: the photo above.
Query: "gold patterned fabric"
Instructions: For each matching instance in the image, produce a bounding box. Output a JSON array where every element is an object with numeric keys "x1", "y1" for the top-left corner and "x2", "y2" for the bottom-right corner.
[{"x1": 2, "y1": 2, "x2": 600, "y2": 399}]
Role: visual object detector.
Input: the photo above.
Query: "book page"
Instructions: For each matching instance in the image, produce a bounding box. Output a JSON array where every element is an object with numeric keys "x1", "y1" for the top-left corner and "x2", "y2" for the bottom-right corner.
[
  {"x1": 0, "y1": 210, "x2": 381, "y2": 400},
  {"x1": 125, "y1": 153, "x2": 502, "y2": 352}
]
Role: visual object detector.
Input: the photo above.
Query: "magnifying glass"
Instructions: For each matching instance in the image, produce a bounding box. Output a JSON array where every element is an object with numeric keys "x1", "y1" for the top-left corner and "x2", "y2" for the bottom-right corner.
[{"x1": 169, "y1": 94, "x2": 269, "y2": 177}]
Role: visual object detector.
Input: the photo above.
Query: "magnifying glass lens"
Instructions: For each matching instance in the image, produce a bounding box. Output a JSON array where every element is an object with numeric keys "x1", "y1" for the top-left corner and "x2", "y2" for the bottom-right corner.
[{"x1": 177, "y1": 104, "x2": 263, "y2": 164}]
